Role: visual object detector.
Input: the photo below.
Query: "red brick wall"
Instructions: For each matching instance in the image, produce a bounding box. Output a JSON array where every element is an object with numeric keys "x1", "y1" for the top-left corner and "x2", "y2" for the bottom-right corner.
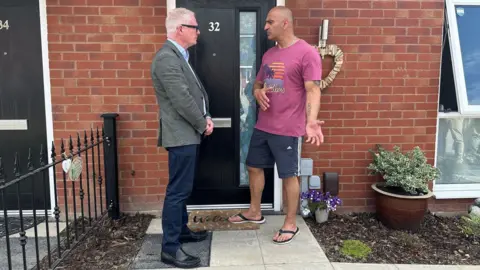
[
  {"x1": 45, "y1": 0, "x2": 471, "y2": 215},
  {"x1": 46, "y1": 0, "x2": 167, "y2": 213},
  {"x1": 285, "y1": 0, "x2": 462, "y2": 213}
]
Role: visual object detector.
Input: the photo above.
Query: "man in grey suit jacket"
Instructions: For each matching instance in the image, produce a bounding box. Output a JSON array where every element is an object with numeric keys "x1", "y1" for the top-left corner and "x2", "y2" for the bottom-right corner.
[{"x1": 151, "y1": 8, "x2": 213, "y2": 269}]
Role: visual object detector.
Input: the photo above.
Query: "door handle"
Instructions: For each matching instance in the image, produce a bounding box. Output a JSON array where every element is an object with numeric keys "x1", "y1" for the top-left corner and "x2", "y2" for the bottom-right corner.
[
  {"x1": 211, "y1": 118, "x2": 231, "y2": 128},
  {"x1": 0, "y1": 119, "x2": 28, "y2": 131}
]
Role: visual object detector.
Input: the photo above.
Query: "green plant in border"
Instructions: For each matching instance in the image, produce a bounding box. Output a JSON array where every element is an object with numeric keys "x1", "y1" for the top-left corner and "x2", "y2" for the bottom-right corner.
[
  {"x1": 367, "y1": 144, "x2": 440, "y2": 195},
  {"x1": 458, "y1": 214, "x2": 480, "y2": 240},
  {"x1": 340, "y1": 240, "x2": 372, "y2": 260}
]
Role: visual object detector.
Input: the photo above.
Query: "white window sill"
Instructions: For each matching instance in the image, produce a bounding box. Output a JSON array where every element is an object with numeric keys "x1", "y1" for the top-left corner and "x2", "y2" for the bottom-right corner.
[
  {"x1": 433, "y1": 183, "x2": 480, "y2": 199},
  {"x1": 438, "y1": 112, "x2": 480, "y2": 118}
]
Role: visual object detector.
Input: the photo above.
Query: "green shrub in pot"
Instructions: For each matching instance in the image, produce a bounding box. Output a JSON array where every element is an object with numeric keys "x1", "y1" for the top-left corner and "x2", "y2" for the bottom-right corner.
[
  {"x1": 367, "y1": 144, "x2": 440, "y2": 196},
  {"x1": 367, "y1": 144, "x2": 441, "y2": 231}
]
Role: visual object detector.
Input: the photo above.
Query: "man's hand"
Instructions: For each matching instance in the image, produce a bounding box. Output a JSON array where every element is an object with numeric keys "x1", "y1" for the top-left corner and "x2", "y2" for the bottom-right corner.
[
  {"x1": 254, "y1": 84, "x2": 271, "y2": 111},
  {"x1": 305, "y1": 120, "x2": 325, "y2": 146},
  {"x1": 205, "y1": 118, "x2": 214, "y2": 135}
]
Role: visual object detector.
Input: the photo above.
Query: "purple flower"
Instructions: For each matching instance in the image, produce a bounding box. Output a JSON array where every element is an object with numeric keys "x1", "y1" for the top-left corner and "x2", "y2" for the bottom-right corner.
[{"x1": 301, "y1": 190, "x2": 342, "y2": 212}]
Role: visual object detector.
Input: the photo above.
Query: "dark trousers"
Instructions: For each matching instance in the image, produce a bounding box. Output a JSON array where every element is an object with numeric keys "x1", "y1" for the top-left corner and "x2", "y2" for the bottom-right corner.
[{"x1": 162, "y1": 144, "x2": 198, "y2": 255}]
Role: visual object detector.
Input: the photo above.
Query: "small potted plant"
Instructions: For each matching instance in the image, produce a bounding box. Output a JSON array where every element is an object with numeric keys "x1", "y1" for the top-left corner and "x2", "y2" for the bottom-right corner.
[
  {"x1": 300, "y1": 190, "x2": 342, "y2": 223},
  {"x1": 367, "y1": 144, "x2": 440, "y2": 231}
]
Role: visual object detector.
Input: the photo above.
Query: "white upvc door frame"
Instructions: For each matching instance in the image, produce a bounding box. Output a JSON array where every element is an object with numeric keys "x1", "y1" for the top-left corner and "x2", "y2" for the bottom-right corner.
[
  {"x1": 6, "y1": 0, "x2": 55, "y2": 216},
  {"x1": 168, "y1": 0, "x2": 286, "y2": 212},
  {"x1": 40, "y1": 0, "x2": 56, "y2": 217}
]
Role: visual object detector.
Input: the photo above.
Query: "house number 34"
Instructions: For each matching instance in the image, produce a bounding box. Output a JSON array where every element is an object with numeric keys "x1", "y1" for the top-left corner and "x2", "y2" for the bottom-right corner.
[
  {"x1": 0, "y1": 20, "x2": 9, "y2": 30},
  {"x1": 209, "y1": 22, "x2": 220, "y2": 32}
]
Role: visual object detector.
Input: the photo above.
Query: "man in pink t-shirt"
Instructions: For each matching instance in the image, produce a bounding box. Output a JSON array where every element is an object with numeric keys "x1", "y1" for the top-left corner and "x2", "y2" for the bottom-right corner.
[{"x1": 229, "y1": 6, "x2": 324, "y2": 244}]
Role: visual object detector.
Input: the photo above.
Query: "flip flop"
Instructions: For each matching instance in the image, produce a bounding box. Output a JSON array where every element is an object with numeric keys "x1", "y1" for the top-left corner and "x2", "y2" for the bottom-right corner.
[
  {"x1": 273, "y1": 227, "x2": 300, "y2": 245},
  {"x1": 229, "y1": 213, "x2": 266, "y2": 224}
]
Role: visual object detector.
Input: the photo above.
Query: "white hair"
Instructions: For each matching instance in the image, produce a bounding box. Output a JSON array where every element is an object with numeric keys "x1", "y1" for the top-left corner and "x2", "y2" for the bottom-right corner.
[{"x1": 165, "y1": 8, "x2": 195, "y2": 36}]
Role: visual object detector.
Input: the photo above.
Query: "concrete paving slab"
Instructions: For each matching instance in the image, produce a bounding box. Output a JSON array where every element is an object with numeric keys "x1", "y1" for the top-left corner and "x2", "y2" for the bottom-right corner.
[
  {"x1": 265, "y1": 262, "x2": 334, "y2": 269},
  {"x1": 0, "y1": 236, "x2": 59, "y2": 270},
  {"x1": 395, "y1": 265, "x2": 462, "y2": 270},
  {"x1": 258, "y1": 215, "x2": 329, "y2": 265},
  {"x1": 332, "y1": 263, "x2": 399, "y2": 269},
  {"x1": 131, "y1": 233, "x2": 213, "y2": 269},
  {"x1": 210, "y1": 237, "x2": 263, "y2": 267}
]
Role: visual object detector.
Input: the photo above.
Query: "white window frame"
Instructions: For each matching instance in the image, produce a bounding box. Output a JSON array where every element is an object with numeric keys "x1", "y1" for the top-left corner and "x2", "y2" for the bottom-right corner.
[
  {"x1": 434, "y1": 0, "x2": 480, "y2": 199},
  {"x1": 445, "y1": 0, "x2": 480, "y2": 114},
  {"x1": 434, "y1": 113, "x2": 480, "y2": 198}
]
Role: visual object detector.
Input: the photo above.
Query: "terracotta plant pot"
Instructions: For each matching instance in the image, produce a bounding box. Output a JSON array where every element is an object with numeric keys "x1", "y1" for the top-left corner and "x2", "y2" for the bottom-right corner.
[{"x1": 371, "y1": 182, "x2": 433, "y2": 231}]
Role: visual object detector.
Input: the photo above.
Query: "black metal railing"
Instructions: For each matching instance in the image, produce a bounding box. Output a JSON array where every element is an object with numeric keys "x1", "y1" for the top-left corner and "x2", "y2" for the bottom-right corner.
[{"x1": 0, "y1": 113, "x2": 120, "y2": 270}]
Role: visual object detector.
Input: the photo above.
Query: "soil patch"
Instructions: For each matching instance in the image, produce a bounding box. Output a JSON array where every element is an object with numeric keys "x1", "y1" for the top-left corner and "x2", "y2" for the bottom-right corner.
[
  {"x1": 37, "y1": 213, "x2": 153, "y2": 270},
  {"x1": 305, "y1": 212, "x2": 480, "y2": 265}
]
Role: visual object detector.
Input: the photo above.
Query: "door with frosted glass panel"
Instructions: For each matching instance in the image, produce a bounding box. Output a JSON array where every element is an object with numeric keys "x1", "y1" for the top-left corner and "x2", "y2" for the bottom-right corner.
[
  {"x1": 0, "y1": 1, "x2": 50, "y2": 211},
  {"x1": 176, "y1": 0, "x2": 276, "y2": 206}
]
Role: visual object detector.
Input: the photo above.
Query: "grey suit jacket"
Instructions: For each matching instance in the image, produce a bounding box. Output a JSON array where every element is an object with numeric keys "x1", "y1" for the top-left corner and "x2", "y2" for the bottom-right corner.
[{"x1": 151, "y1": 40, "x2": 211, "y2": 148}]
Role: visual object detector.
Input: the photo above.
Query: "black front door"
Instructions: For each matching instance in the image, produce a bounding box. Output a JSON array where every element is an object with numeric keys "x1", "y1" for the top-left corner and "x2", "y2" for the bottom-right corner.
[
  {"x1": 177, "y1": 0, "x2": 276, "y2": 206},
  {"x1": 0, "y1": 0, "x2": 50, "y2": 211}
]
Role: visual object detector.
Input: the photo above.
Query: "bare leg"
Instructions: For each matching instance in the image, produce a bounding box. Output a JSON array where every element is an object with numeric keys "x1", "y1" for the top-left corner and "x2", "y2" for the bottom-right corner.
[
  {"x1": 228, "y1": 166, "x2": 264, "y2": 222},
  {"x1": 273, "y1": 176, "x2": 299, "y2": 242}
]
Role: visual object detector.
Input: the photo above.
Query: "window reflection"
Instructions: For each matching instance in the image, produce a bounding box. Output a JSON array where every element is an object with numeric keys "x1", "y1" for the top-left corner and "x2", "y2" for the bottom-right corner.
[
  {"x1": 239, "y1": 12, "x2": 256, "y2": 187},
  {"x1": 436, "y1": 117, "x2": 480, "y2": 184},
  {"x1": 455, "y1": 5, "x2": 480, "y2": 105}
]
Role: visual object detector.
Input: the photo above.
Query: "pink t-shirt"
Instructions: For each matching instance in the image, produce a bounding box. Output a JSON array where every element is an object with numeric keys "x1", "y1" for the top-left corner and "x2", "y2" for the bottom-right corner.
[{"x1": 255, "y1": 39, "x2": 322, "y2": 137}]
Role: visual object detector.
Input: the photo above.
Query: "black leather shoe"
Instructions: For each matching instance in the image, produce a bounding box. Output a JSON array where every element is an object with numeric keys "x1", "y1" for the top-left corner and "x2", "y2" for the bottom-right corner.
[
  {"x1": 161, "y1": 247, "x2": 200, "y2": 268},
  {"x1": 179, "y1": 230, "x2": 208, "y2": 243}
]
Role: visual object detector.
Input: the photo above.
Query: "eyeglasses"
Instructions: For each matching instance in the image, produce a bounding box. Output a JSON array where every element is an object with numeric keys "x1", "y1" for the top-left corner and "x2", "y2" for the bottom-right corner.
[{"x1": 181, "y1": 24, "x2": 200, "y2": 31}]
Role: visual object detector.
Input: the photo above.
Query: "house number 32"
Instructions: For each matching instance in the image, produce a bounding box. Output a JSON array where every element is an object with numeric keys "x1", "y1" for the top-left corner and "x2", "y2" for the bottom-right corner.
[
  {"x1": 0, "y1": 20, "x2": 9, "y2": 30},
  {"x1": 209, "y1": 22, "x2": 220, "y2": 32}
]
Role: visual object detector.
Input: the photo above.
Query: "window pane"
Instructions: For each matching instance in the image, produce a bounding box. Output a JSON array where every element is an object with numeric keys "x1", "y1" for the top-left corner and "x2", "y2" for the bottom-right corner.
[
  {"x1": 439, "y1": 22, "x2": 458, "y2": 112},
  {"x1": 455, "y1": 6, "x2": 480, "y2": 105},
  {"x1": 239, "y1": 11, "x2": 256, "y2": 187},
  {"x1": 240, "y1": 12, "x2": 256, "y2": 35},
  {"x1": 436, "y1": 118, "x2": 480, "y2": 184}
]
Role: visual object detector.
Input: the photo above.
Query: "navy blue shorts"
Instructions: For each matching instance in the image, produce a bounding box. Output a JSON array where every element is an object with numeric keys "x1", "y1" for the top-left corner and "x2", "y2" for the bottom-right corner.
[{"x1": 246, "y1": 128, "x2": 301, "y2": 179}]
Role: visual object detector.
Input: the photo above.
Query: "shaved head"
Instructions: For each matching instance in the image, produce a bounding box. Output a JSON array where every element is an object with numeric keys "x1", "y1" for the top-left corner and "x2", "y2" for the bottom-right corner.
[{"x1": 269, "y1": 6, "x2": 294, "y2": 24}]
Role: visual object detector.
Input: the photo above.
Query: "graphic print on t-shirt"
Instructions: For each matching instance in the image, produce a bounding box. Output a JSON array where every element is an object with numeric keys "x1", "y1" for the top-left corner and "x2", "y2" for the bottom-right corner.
[{"x1": 263, "y1": 62, "x2": 285, "y2": 93}]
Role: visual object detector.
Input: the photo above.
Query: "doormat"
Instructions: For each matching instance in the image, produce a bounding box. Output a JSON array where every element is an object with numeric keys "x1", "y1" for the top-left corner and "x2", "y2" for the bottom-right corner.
[
  {"x1": 130, "y1": 233, "x2": 212, "y2": 269},
  {"x1": 187, "y1": 209, "x2": 261, "y2": 231}
]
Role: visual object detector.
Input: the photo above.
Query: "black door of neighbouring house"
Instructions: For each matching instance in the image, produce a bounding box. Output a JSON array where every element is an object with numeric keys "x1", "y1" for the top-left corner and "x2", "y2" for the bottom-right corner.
[
  {"x1": 0, "y1": 0, "x2": 50, "y2": 211},
  {"x1": 177, "y1": 0, "x2": 276, "y2": 206}
]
